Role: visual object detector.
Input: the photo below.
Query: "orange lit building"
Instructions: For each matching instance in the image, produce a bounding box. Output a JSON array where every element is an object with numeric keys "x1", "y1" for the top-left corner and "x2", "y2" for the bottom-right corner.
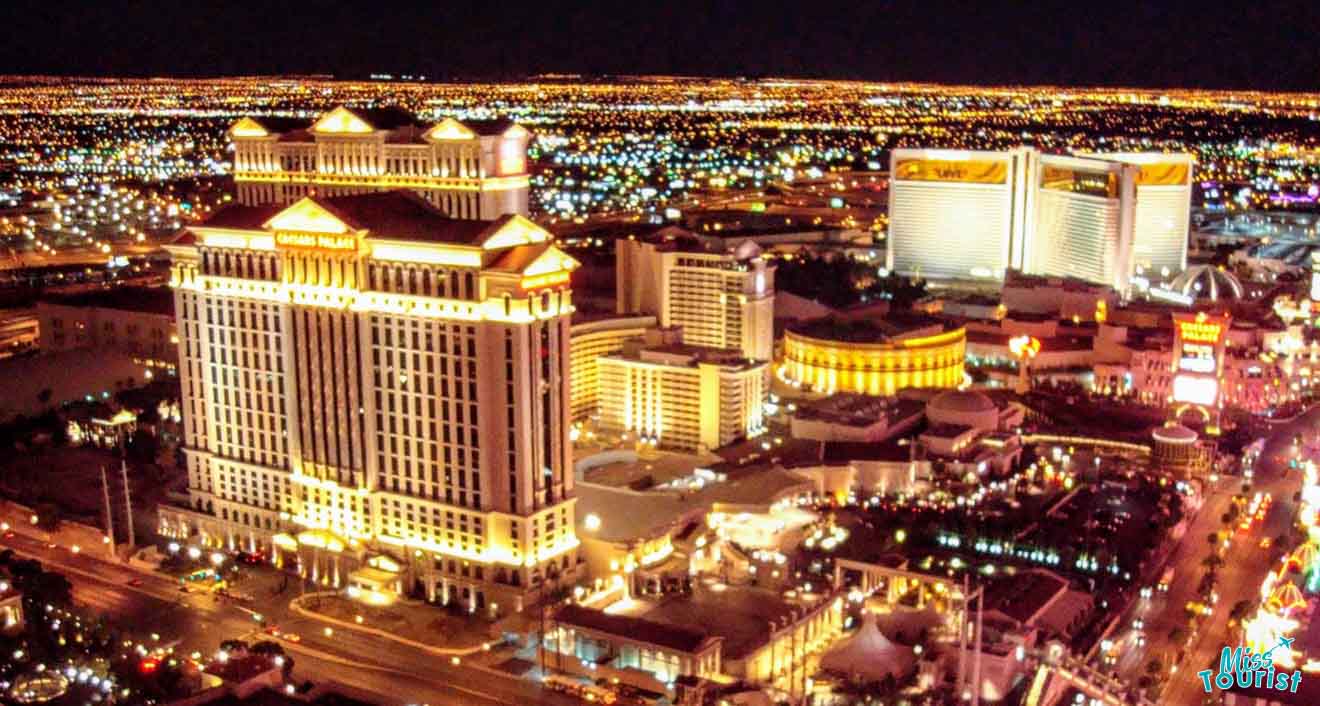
[
  {"x1": 228, "y1": 106, "x2": 530, "y2": 219},
  {"x1": 159, "y1": 190, "x2": 580, "y2": 614},
  {"x1": 780, "y1": 315, "x2": 966, "y2": 396}
]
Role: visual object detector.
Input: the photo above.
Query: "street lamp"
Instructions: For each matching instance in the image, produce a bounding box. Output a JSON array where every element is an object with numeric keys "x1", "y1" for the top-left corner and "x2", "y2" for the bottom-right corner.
[{"x1": 187, "y1": 547, "x2": 201, "y2": 560}]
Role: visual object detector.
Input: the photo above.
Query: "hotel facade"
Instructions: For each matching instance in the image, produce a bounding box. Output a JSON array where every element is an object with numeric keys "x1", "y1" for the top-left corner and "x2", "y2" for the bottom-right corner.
[
  {"x1": 159, "y1": 184, "x2": 582, "y2": 614},
  {"x1": 887, "y1": 147, "x2": 1191, "y2": 291},
  {"x1": 616, "y1": 234, "x2": 775, "y2": 363},
  {"x1": 597, "y1": 344, "x2": 767, "y2": 452},
  {"x1": 229, "y1": 106, "x2": 530, "y2": 220}
]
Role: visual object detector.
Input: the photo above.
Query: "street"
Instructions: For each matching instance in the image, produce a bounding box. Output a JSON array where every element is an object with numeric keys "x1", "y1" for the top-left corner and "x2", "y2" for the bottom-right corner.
[
  {"x1": 1133, "y1": 407, "x2": 1318, "y2": 706},
  {"x1": 0, "y1": 532, "x2": 575, "y2": 706}
]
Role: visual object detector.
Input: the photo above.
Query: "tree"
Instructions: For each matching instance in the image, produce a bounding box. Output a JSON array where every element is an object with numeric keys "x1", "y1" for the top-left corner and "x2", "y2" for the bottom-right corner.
[
  {"x1": 24, "y1": 571, "x2": 72, "y2": 607},
  {"x1": 1230, "y1": 600, "x2": 1253, "y2": 623},
  {"x1": 126, "y1": 429, "x2": 159, "y2": 464},
  {"x1": 1168, "y1": 627, "x2": 1189, "y2": 645},
  {"x1": 1202, "y1": 555, "x2": 1225, "y2": 571},
  {"x1": 250, "y1": 640, "x2": 283, "y2": 656},
  {"x1": 1206, "y1": 532, "x2": 1220, "y2": 547},
  {"x1": 35, "y1": 389, "x2": 51, "y2": 407}
]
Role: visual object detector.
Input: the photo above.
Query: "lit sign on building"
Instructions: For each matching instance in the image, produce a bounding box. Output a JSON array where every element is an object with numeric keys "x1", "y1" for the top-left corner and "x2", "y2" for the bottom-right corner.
[
  {"x1": 1134, "y1": 162, "x2": 1190, "y2": 186},
  {"x1": 892, "y1": 158, "x2": 1008, "y2": 184},
  {"x1": 275, "y1": 232, "x2": 360, "y2": 252},
  {"x1": 1171, "y1": 311, "x2": 1231, "y2": 413},
  {"x1": 520, "y1": 271, "x2": 571, "y2": 291},
  {"x1": 1176, "y1": 318, "x2": 1226, "y2": 344}
]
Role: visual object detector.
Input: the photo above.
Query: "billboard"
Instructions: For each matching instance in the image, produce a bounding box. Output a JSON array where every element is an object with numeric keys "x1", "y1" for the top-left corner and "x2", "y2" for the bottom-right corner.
[
  {"x1": 893, "y1": 158, "x2": 1008, "y2": 184},
  {"x1": 1171, "y1": 311, "x2": 1230, "y2": 407},
  {"x1": 1173, "y1": 375, "x2": 1218, "y2": 406}
]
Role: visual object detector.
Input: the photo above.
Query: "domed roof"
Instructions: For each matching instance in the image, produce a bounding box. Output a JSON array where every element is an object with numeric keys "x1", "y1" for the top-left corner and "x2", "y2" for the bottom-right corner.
[
  {"x1": 929, "y1": 389, "x2": 996, "y2": 415},
  {"x1": 1152, "y1": 424, "x2": 1198, "y2": 444},
  {"x1": 1168, "y1": 265, "x2": 1245, "y2": 302}
]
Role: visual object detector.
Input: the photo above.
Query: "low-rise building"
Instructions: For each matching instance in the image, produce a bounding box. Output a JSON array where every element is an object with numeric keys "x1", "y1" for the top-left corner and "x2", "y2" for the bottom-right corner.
[
  {"x1": 789, "y1": 394, "x2": 925, "y2": 443},
  {"x1": 598, "y1": 343, "x2": 767, "y2": 452},
  {"x1": 780, "y1": 314, "x2": 967, "y2": 396},
  {"x1": 37, "y1": 286, "x2": 176, "y2": 364}
]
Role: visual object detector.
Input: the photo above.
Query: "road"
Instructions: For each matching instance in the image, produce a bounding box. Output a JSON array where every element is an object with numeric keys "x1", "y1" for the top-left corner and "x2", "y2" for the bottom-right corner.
[
  {"x1": 0, "y1": 532, "x2": 575, "y2": 706},
  {"x1": 1153, "y1": 407, "x2": 1320, "y2": 705}
]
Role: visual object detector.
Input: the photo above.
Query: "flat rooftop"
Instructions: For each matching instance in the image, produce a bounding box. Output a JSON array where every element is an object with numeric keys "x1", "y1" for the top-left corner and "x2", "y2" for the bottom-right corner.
[
  {"x1": 555, "y1": 603, "x2": 714, "y2": 654},
  {"x1": 620, "y1": 585, "x2": 808, "y2": 660},
  {"x1": 984, "y1": 569, "x2": 1070, "y2": 625},
  {"x1": 609, "y1": 343, "x2": 763, "y2": 370},
  {"x1": 42, "y1": 286, "x2": 174, "y2": 317},
  {"x1": 794, "y1": 394, "x2": 926, "y2": 428}
]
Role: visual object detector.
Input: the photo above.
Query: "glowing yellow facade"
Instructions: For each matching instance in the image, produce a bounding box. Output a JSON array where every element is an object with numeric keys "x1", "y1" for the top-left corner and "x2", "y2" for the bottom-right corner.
[
  {"x1": 782, "y1": 326, "x2": 966, "y2": 396},
  {"x1": 228, "y1": 105, "x2": 531, "y2": 220},
  {"x1": 158, "y1": 191, "x2": 580, "y2": 614}
]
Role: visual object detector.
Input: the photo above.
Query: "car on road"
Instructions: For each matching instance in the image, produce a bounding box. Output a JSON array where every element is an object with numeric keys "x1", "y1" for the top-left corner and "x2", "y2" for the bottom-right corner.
[
  {"x1": 2, "y1": 532, "x2": 13, "y2": 539},
  {"x1": 127, "y1": 578, "x2": 143, "y2": 587}
]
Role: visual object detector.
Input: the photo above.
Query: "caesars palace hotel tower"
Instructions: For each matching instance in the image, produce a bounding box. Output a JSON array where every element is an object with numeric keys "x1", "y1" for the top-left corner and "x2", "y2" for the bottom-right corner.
[{"x1": 159, "y1": 106, "x2": 579, "y2": 614}]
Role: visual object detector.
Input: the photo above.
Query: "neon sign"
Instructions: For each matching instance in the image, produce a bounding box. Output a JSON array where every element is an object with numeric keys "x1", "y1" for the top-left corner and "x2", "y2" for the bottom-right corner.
[{"x1": 1177, "y1": 319, "x2": 1224, "y2": 344}]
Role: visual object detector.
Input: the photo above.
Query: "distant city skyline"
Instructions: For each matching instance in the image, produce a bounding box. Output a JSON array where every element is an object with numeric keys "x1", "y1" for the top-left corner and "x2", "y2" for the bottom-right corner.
[{"x1": 5, "y1": 0, "x2": 1320, "y2": 91}]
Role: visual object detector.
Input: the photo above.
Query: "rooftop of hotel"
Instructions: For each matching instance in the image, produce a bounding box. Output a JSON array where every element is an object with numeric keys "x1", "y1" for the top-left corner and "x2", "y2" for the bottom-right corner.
[
  {"x1": 236, "y1": 107, "x2": 519, "y2": 141},
  {"x1": 794, "y1": 394, "x2": 926, "y2": 427},
  {"x1": 785, "y1": 312, "x2": 955, "y2": 344},
  {"x1": 607, "y1": 342, "x2": 764, "y2": 370},
  {"x1": 182, "y1": 191, "x2": 536, "y2": 247}
]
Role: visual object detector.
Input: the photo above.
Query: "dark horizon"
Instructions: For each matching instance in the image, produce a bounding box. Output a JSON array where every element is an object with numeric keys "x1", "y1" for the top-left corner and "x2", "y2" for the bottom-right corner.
[{"x1": 6, "y1": 0, "x2": 1320, "y2": 92}]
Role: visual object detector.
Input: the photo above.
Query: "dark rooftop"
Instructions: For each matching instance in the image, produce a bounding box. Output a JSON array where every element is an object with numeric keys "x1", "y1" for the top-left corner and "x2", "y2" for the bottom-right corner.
[
  {"x1": 42, "y1": 286, "x2": 174, "y2": 317},
  {"x1": 192, "y1": 192, "x2": 529, "y2": 246},
  {"x1": 787, "y1": 312, "x2": 953, "y2": 344},
  {"x1": 984, "y1": 570, "x2": 1069, "y2": 625},
  {"x1": 554, "y1": 603, "x2": 716, "y2": 654}
]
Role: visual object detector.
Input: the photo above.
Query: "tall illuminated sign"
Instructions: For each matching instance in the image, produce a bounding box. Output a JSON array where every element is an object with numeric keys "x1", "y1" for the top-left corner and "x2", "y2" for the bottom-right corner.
[{"x1": 1171, "y1": 311, "x2": 1230, "y2": 430}]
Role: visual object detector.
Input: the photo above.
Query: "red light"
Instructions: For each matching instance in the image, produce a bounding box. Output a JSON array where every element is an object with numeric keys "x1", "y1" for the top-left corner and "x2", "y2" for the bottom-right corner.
[{"x1": 140, "y1": 658, "x2": 160, "y2": 674}]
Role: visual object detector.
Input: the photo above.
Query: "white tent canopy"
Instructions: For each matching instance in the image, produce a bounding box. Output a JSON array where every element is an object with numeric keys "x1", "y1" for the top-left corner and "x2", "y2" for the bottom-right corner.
[{"x1": 820, "y1": 614, "x2": 915, "y2": 682}]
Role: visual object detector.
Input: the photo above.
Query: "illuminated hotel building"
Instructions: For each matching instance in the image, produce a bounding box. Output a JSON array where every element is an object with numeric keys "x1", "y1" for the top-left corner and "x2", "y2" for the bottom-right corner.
[
  {"x1": 887, "y1": 147, "x2": 1035, "y2": 281},
  {"x1": 1026, "y1": 154, "x2": 1137, "y2": 292},
  {"x1": 1092, "y1": 153, "x2": 1193, "y2": 276},
  {"x1": 888, "y1": 148, "x2": 1192, "y2": 290},
  {"x1": 159, "y1": 190, "x2": 581, "y2": 613},
  {"x1": 568, "y1": 314, "x2": 660, "y2": 422},
  {"x1": 228, "y1": 106, "x2": 530, "y2": 219},
  {"x1": 597, "y1": 344, "x2": 767, "y2": 452},
  {"x1": 781, "y1": 315, "x2": 966, "y2": 396},
  {"x1": 616, "y1": 235, "x2": 774, "y2": 363}
]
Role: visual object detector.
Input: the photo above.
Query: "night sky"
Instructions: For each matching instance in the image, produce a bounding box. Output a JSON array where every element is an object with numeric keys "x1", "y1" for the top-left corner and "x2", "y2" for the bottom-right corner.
[{"x1": 6, "y1": 0, "x2": 1320, "y2": 90}]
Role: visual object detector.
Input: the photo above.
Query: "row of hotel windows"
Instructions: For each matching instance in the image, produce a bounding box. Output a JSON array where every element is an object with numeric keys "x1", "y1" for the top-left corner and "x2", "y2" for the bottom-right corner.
[
  {"x1": 366, "y1": 265, "x2": 477, "y2": 299},
  {"x1": 201, "y1": 250, "x2": 282, "y2": 281},
  {"x1": 674, "y1": 257, "x2": 750, "y2": 272}
]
